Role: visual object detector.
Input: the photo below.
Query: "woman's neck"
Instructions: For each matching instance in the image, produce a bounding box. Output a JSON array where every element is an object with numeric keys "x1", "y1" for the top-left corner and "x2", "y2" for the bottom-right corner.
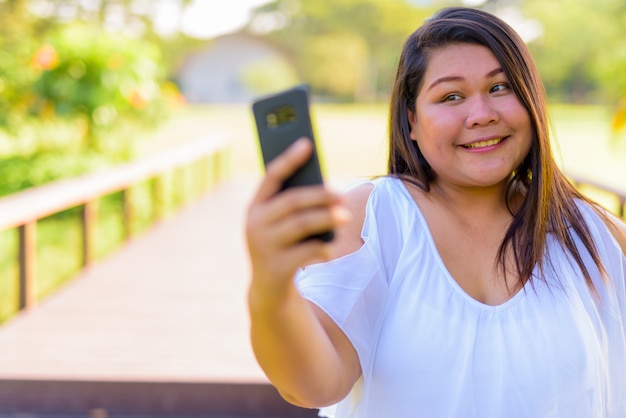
[{"x1": 428, "y1": 180, "x2": 514, "y2": 225}]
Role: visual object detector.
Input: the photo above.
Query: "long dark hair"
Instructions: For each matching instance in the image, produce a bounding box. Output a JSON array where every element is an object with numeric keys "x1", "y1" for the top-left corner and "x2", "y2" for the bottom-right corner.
[{"x1": 388, "y1": 7, "x2": 604, "y2": 293}]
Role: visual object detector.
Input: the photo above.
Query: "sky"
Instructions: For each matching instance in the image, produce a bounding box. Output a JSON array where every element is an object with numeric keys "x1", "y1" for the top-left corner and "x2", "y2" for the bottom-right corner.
[
  {"x1": 154, "y1": 0, "x2": 540, "y2": 42},
  {"x1": 154, "y1": 0, "x2": 272, "y2": 39}
]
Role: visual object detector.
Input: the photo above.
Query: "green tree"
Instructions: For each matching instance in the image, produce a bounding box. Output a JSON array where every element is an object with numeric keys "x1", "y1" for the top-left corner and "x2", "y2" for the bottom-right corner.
[
  {"x1": 0, "y1": 0, "x2": 182, "y2": 195},
  {"x1": 30, "y1": 23, "x2": 170, "y2": 153},
  {"x1": 27, "y1": 0, "x2": 193, "y2": 37},
  {"x1": 523, "y1": 0, "x2": 626, "y2": 104},
  {"x1": 249, "y1": 0, "x2": 435, "y2": 101},
  {"x1": 0, "y1": 0, "x2": 43, "y2": 130}
]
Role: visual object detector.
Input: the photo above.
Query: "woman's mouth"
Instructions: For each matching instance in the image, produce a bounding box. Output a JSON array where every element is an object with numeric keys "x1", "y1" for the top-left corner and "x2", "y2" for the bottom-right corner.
[{"x1": 462, "y1": 137, "x2": 506, "y2": 149}]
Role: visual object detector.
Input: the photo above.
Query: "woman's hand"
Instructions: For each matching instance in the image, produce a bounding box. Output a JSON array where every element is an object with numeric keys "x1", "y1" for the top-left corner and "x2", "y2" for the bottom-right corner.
[
  {"x1": 246, "y1": 138, "x2": 351, "y2": 305},
  {"x1": 245, "y1": 138, "x2": 360, "y2": 407}
]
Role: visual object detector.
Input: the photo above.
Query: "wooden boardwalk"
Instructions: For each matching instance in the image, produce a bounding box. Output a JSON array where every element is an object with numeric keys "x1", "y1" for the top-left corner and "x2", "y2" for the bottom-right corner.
[{"x1": 0, "y1": 174, "x2": 319, "y2": 417}]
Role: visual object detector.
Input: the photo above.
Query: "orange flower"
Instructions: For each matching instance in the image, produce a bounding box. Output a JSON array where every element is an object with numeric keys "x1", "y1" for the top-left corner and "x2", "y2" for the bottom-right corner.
[
  {"x1": 128, "y1": 89, "x2": 147, "y2": 109},
  {"x1": 31, "y1": 44, "x2": 59, "y2": 70}
]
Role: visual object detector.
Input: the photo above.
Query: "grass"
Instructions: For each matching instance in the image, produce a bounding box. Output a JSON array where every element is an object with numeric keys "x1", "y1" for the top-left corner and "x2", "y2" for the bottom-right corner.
[
  {"x1": 550, "y1": 104, "x2": 626, "y2": 181},
  {"x1": 549, "y1": 104, "x2": 626, "y2": 212},
  {"x1": 0, "y1": 102, "x2": 624, "y2": 323}
]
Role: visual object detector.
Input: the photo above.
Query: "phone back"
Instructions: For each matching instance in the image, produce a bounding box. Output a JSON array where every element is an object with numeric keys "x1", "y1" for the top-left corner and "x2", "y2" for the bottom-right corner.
[{"x1": 252, "y1": 84, "x2": 324, "y2": 190}]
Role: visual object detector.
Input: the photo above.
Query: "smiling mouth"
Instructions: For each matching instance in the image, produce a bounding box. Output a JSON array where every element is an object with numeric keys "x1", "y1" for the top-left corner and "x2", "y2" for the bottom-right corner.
[{"x1": 462, "y1": 137, "x2": 506, "y2": 149}]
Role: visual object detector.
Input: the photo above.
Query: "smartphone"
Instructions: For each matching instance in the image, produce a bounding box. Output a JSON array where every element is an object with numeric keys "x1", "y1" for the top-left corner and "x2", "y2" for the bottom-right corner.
[{"x1": 252, "y1": 84, "x2": 333, "y2": 242}]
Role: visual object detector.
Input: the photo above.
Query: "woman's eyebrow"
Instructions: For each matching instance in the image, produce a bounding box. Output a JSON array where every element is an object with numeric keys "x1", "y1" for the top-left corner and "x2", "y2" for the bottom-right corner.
[
  {"x1": 486, "y1": 67, "x2": 504, "y2": 78},
  {"x1": 426, "y1": 75, "x2": 464, "y2": 91},
  {"x1": 426, "y1": 67, "x2": 504, "y2": 92}
]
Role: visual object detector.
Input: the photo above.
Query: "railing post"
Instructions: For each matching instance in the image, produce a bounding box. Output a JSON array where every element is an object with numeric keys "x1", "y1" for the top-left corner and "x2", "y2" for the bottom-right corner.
[
  {"x1": 178, "y1": 165, "x2": 191, "y2": 206},
  {"x1": 199, "y1": 156, "x2": 209, "y2": 193},
  {"x1": 181, "y1": 165, "x2": 190, "y2": 204},
  {"x1": 219, "y1": 147, "x2": 231, "y2": 181},
  {"x1": 82, "y1": 199, "x2": 99, "y2": 267},
  {"x1": 18, "y1": 221, "x2": 37, "y2": 310},
  {"x1": 193, "y1": 159, "x2": 203, "y2": 197},
  {"x1": 152, "y1": 176, "x2": 165, "y2": 222},
  {"x1": 122, "y1": 188, "x2": 134, "y2": 240},
  {"x1": 213, "y1": 151, "x2": 222, "y2": 185}
]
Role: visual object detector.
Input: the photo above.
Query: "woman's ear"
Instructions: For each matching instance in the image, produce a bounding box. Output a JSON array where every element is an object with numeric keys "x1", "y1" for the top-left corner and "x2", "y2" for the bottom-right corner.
[{"x1": 407, "y1": 108, "x2": 418, "y2": 141}]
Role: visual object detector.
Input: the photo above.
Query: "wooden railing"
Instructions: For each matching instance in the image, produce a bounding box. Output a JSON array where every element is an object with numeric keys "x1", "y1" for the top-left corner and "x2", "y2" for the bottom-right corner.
[
  {"x1": 0, "y1": 135, "x2": 230, "y2": 312},
  {"x1": 570, "y1": 174, "x2": 626, "y2": 219}
]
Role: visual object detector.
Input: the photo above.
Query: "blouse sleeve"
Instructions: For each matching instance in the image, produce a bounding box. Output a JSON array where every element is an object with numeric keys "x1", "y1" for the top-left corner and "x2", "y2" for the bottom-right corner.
[
  {"x1": 579, "y1": 203, "x2": 626, "y2": 317},
  {"x1": 294, "y1": 183, "x2": 390, "y2": 374},
  {"x1": 577, "y1": 202, "x2": 626, "y2": 414}
]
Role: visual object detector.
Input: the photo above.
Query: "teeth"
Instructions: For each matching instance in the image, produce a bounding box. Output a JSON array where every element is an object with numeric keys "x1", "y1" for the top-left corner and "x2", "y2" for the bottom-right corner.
[{"x1": 464, "y1": 138, "x2": 503, "y2": 149}]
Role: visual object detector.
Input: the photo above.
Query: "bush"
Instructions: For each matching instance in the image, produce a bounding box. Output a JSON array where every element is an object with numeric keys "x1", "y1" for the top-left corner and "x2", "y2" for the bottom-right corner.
[
  {"x1": 30, "y1": 24, "x2": 171, "y2": 147},
  {"x1": 0, "y1": 22, "x2": 180, "y2": 196}
]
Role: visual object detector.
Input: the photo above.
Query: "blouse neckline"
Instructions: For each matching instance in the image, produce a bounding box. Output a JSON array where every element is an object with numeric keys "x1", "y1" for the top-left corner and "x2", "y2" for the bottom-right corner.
[{"x1": 389, "y1": 177, "x2": 529, "y2": 312}]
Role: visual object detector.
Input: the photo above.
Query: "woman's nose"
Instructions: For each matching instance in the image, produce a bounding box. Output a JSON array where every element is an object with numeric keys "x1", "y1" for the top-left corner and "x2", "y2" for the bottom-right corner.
[{"x1": 465, "y1": 96, "x2": 499, "y2": 128}]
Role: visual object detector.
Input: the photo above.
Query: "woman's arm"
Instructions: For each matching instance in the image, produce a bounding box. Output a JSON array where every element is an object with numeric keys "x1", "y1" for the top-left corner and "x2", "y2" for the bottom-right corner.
[{"x1": 245, "y1": 138, "x2": 369, "y2": 407}]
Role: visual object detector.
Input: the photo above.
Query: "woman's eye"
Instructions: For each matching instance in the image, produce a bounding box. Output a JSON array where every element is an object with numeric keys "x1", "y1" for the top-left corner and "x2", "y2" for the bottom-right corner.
[
  {"x1": 491, "y1": 83, "x2": 509, "y2": 93},
  {"x1": 443, "y1": 93, "x2": 462, "y2": 102}
]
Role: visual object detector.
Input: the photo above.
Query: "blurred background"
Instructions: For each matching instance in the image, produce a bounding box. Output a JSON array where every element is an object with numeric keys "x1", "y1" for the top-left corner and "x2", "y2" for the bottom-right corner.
[{"x1": 0, "y1": 0, "x2": 625, "y2": 358}]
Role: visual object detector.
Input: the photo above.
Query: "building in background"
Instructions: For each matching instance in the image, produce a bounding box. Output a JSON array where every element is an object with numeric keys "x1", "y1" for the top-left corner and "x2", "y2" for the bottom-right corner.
[{"x1": 176, "y1": 33, "x2": 298, "y2": 103}]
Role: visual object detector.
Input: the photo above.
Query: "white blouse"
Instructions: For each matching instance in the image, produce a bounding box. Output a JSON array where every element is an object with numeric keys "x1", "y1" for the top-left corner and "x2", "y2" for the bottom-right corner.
[{"x1": 295, "y1": 177, "x2": 626, "y2": 418}]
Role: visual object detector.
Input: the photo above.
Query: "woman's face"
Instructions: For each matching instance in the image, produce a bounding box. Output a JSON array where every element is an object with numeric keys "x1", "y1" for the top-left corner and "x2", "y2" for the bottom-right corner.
[{"x1": 407, "y1": 43, "x2": 532, "y2": 192}]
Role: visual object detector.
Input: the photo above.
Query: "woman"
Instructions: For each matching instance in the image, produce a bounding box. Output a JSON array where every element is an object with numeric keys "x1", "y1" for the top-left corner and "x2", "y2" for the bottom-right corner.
[{"x1": 246, "y1": 7, "x2": 626, "y2": 417}]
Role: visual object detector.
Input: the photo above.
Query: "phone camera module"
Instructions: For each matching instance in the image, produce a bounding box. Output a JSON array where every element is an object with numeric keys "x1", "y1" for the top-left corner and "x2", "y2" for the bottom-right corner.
[{"x1": 267, "y1": 105, "x2": 296, "y2": 129}]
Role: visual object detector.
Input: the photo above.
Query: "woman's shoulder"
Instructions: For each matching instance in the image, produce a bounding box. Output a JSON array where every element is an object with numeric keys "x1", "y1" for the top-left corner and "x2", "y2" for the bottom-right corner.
[
  {"x1": 329, "y1": 177, "x2": 408, "y2": 260},
  {"x1": 342, "y1": 176, "x2": 412, "y2": 220},
  {"x1": 328, "y1": 181, "x2": 375, "y2": 260}
]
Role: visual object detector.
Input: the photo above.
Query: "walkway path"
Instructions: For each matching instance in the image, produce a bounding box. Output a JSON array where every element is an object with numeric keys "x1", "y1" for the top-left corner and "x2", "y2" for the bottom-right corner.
[{"x1": 0, "y1": 174, "x2": 320, "y2": 417}]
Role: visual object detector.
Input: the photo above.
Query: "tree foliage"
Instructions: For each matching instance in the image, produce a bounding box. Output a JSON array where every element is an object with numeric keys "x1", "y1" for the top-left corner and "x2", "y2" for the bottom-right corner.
[
  {"x1": 0, "y1": 0, "x2": 181, "y2": 196},
  {"x1": 31, "y1": 24, "x2": 170, "y2": 149},
  {"x1": 248, "y1": 0, "x2": 625, "y2": 109},
  {"x1": 523, "y1": 0, "x2": 626, "y2": 104},
  {"x1": 249, "y1": 0, "x2": 435, "y2": 101}
]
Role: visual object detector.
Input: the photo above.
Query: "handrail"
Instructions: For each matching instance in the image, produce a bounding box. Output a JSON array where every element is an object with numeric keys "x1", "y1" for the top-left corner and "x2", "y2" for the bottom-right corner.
[
  {"x1": 569, "y1": 174, "x2": 626, "y2": 219},
  {"x1": 0, "y1": 135, "x2": 231, "y2": 312},
  {"x1": 0, "y1": 135, "x2": 229, "y2": 231}
]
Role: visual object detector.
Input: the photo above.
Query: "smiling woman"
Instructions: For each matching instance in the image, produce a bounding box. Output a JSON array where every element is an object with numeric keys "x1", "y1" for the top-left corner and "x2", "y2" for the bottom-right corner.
[{"x1": 244, "y1": 6, "x2": 626, "y2": 418}]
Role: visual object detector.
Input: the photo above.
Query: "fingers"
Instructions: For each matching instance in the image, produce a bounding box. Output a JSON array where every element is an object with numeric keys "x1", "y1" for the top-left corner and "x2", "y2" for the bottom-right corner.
[
  {"x1": 252, "y1": 137, "x2": 313, "y2": 205},
  {"x1": 260, "y1": 184, "x2": 342, "y2": 225},
  {"x1": 267, "y1": 198, "x2": 351, "y2": 246},
  {"x1": 247, "y1": 187, "x2": 350, "y2": 252},
  {"x1": 248, "y1": 136, "x2": 345, "y2": 243}
]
